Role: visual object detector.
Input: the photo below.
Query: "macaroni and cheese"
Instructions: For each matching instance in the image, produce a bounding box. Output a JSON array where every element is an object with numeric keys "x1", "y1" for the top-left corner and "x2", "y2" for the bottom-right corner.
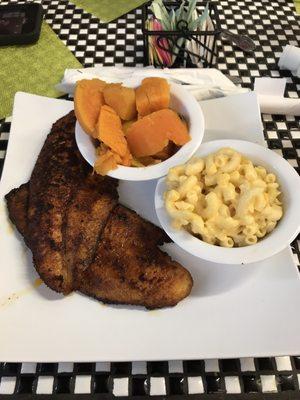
[{"x1": 164, "y1": 148, "x2": 283, "y2": 247}]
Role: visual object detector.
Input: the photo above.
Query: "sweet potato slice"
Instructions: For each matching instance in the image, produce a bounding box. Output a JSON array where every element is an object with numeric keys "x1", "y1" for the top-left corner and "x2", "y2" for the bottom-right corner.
[
  {"x1": 136, "y1": 77, "x2": 170, "y2": 117},
  {"x1": 126, "y1": 113, "x2": 168, "y2": 158},
  {"x1": 142, "y1": 77, "x2": 170, "y2": 111},
  {"x1": 96, "y1": 105, "x2": 128, "y2": 157},
  {"x1": 126, "y1": 109, "x2": 189, "y2": 157},
  {"x1": 162, "y1": 110, "x2": 190, "y2": 146},
  {"x1": 136, "y1": 85, "x2": 152, "y2": 117},
  {"x1": 94, "y1": 150, "x2": 118, "y2": 176},
  {"x1": 122, "y1": 147, "x2": 133, "y2": 166},
  {"x1": 94, "y1": 142, "x2": 133, "y2": 175},
  {"x1": 74, "y1": 79, "x2": 107, "y2": 138},
  {"x1": 153, "y1": 142, "x2": 178, "y2": 160},
  {"x1": 103, "y1": 83, "x2": 137, "y2": 121},
  {"x1": 122, "y1": 119, "x2": 137, "y2": 136},
  {"x1": 138, "y1": 156, "x2": 161, "y2": 166}
]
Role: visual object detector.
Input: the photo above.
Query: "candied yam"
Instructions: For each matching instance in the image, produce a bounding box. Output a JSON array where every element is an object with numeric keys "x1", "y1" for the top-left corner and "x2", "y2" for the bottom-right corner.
[
  {"x1": 112, "y1": 151, "x2": 123, "y2": 164},
  {"x1": 131, "y1": 156, "x2": 160, "y2": 168},
  {"x1": 96, "y1": 105, "x2": 128, "y2": 157},
  {"x1": 94, "y1": 149, "x2": 118, "y2": 176},
  {"x1": 135, "y1": 77, "x2": 170, "y2": 117},
  {"x1": 122, "y1": 147, "x2": 133, "y2": 166},
  {"x1": 122, "y1": 119, "x2": 137, "y2": 136},
  {"x1": 136, "y1": 86, "x2": 152, "y2": 116},
  {"x1": 96, "y1": 142, "x2": 109, "y2": 156},
  {"x1": 126, "y1": 109, "x2": 189, "y2": 157},
  {"x1": 94, "y1": 142, "x2": 132, "y2": 175},
  {"x1": 103, "y1": 83, "x2": 137, "y2": 121},
  {"x1": 160, "y1": 109, "x2": 190, "y2": 145},
  {"x1": 132, "y1": 158, "x2": 145, "y2": 167},
  {"x1": 126, "y1": 115, "x2": 168, "y2": 158},
  {"x1": 74, "y1": 79, "x2": 107, "y2": 138},
  {"x1": 142, "y1": 77, "x2": 170, "y2": 112},
  {"x1": 138, "y1": 156, "x2": 161, "y2": 166},
  {"x1": 153, "y1": 142, "x2": 178, "y2": 160}
]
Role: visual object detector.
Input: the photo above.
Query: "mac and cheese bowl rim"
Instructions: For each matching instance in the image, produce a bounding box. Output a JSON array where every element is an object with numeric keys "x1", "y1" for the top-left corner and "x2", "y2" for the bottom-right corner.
[
  {"x1": 155, "y1": 139, "x2": 300, "y2": 265},
  {"x1": 75, "y1": 78, "x2": 205, "y2": 181}
]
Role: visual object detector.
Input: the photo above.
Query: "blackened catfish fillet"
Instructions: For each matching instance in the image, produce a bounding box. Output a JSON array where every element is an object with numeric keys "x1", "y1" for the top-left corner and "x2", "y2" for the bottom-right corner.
[
  {"x1": 5, "y1": 183, "x2": 28, "y2": 239},
  {"x1": 5, "y1": 181, "x2": 191, "y2": 309},
  {"x1": 5, "y1": 174, "x2": 119, "y2": 290},
  {"x1": 5, "y1": 111, "x2": 193, "y2": 309},
  {"x1": 78, "y1": 205, "x2": 193, "y2": 309},
  {"x1": 65, "y1": 174, "x2": 118, "y2": 286},
  {"x1": 27, "y1": 111, "x2": 89, "y2": 294}
]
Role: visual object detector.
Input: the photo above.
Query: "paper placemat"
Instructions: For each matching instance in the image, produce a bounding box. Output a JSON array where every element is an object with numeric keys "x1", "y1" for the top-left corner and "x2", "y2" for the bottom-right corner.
[
  {"x1": 0, "y1": 22, "x2": 82, "y2": 119},
  {"x1": 70, "y1": 0, "x2": 147, "y2": 23}
]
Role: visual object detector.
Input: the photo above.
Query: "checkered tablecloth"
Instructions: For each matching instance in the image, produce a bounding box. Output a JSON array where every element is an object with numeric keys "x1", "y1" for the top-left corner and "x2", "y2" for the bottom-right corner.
[{"x1": 0, "y1": 0, "x2": 300, "y2": 398}]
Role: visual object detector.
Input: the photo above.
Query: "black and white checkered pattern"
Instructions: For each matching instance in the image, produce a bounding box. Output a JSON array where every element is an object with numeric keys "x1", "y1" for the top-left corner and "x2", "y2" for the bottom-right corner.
[
  {"x1": 0, "y1": 0, "x2": 300, "y2": 397},
  {"x1": 42, "y1": 0, "x2": 145, "y2": 67},
  {"x1": 1, "y1": 357, "x2": 300, "y2": 395}
]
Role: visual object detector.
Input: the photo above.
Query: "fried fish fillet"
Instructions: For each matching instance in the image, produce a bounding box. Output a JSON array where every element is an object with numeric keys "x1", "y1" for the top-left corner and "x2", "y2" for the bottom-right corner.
[
  {"x1": 5, "y1": 112, "x2": 193, "y2": 309},
  {"x1": 5, "y1": 173, "x2": 119, "y2": 289},
  {"x1": 5, "y1": 183, "x2": 28, "y2": 239},
  {"x1": 27, "y1": 111, "x2": 90, "y2": 294},
  {"x1": 65, "y1": 174, "x2": 118, "y2": 284},
  {"x1": 78, "y1": 205, "x2": 193, "y2": 309},
  {"x1": 6, "y1": 183, "x2": 192, "y2": 308}
]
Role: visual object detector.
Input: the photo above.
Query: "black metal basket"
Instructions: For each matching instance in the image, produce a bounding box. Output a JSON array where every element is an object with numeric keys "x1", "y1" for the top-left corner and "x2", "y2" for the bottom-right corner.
[{"x1": 142, "y1": 1, "x2": 221, "y2": 68}]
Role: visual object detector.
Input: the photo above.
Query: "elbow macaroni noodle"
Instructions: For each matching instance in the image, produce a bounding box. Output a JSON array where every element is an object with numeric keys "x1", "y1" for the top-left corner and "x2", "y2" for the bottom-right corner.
[{"x1": 165, "y1": 148, "x2": 283, "y2": 247}]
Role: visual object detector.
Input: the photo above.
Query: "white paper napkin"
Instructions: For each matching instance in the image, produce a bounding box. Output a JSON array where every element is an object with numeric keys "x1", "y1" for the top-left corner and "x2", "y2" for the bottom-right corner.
[
  {"x1": 278, "y1": 45, "x2": 300, "y2": 77},
  {"x1": 57, "y1": 67, "x2": 299, "y2": 116},
  {"x1": 254, "y1": 77, "x2": 300, "y2": 116},
  {"x1": 56, "y1": 66, "x2": 248, "y2": 100}
]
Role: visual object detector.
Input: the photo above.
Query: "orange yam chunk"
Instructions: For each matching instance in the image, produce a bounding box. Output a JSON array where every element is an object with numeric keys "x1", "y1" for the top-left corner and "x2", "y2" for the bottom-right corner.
[
  {"x1": 154, "y1": 142, "x2": 177, "y2": 160},
  {"x1": 96, "y1": 105, "x2": 128, "y2": 157},
  {"x1": 126, "y1": 113, "x2": 168, "y2": 158},
  {"x1": 122, "y1": 119, "x2": 137, "y2": 136},
  {"x1": 103, "y1": 83, "x2": 137, "y2": 121},
  {"x1": 94, "y1": 149, "x2": 118, "y2": 176},
  {"x1": 122, "y1": 147, "x2": 133, "y2": 166},
  {"x1": 142, "y1": 77, "x2": 170, "y2": 111},
  {"x1": 162, "y1": 110, "x2": 190, "y2": 145},
  {"x1": 126, "y1": 109, "x2": 190, "y2": 158},
  {"x1": 94, "y1": 144, "x2": 132, "y2": 175},
  {"x1": 127, "y1": 123, "x2": 168, "y2": 157},
  {"x1": 74, "y1": 79, "x2": 106, "y2": 138},
  {"x1": 138, "y1": 156, "x2": 161, "y2": 166},
  {"x1": 135, "y1": 85, "x2": 152, "y2": 116},
  {"x1": 135, "y1": 77, "x2": 170, "y2": 116}
]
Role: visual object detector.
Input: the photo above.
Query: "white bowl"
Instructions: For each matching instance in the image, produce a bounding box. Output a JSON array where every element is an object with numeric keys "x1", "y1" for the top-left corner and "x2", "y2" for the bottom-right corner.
[
  {"x1": 75, "y1": 77, "x2": 204, "y2": 181},
  {"x1": 155, "y1": 139, "x2": 300, "y2": 265}
]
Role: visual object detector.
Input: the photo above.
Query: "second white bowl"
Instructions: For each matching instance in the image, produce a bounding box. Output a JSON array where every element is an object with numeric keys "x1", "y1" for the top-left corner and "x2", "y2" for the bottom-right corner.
[{"x1": 155, "y1": 139, "x2": 300, "y2": 265}]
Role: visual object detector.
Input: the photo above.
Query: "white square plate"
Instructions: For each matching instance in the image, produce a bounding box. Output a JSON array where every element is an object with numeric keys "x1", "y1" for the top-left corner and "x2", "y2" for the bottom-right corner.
[{"x1": 1, "y1": 91, "x2": 300, "y2": 362}]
